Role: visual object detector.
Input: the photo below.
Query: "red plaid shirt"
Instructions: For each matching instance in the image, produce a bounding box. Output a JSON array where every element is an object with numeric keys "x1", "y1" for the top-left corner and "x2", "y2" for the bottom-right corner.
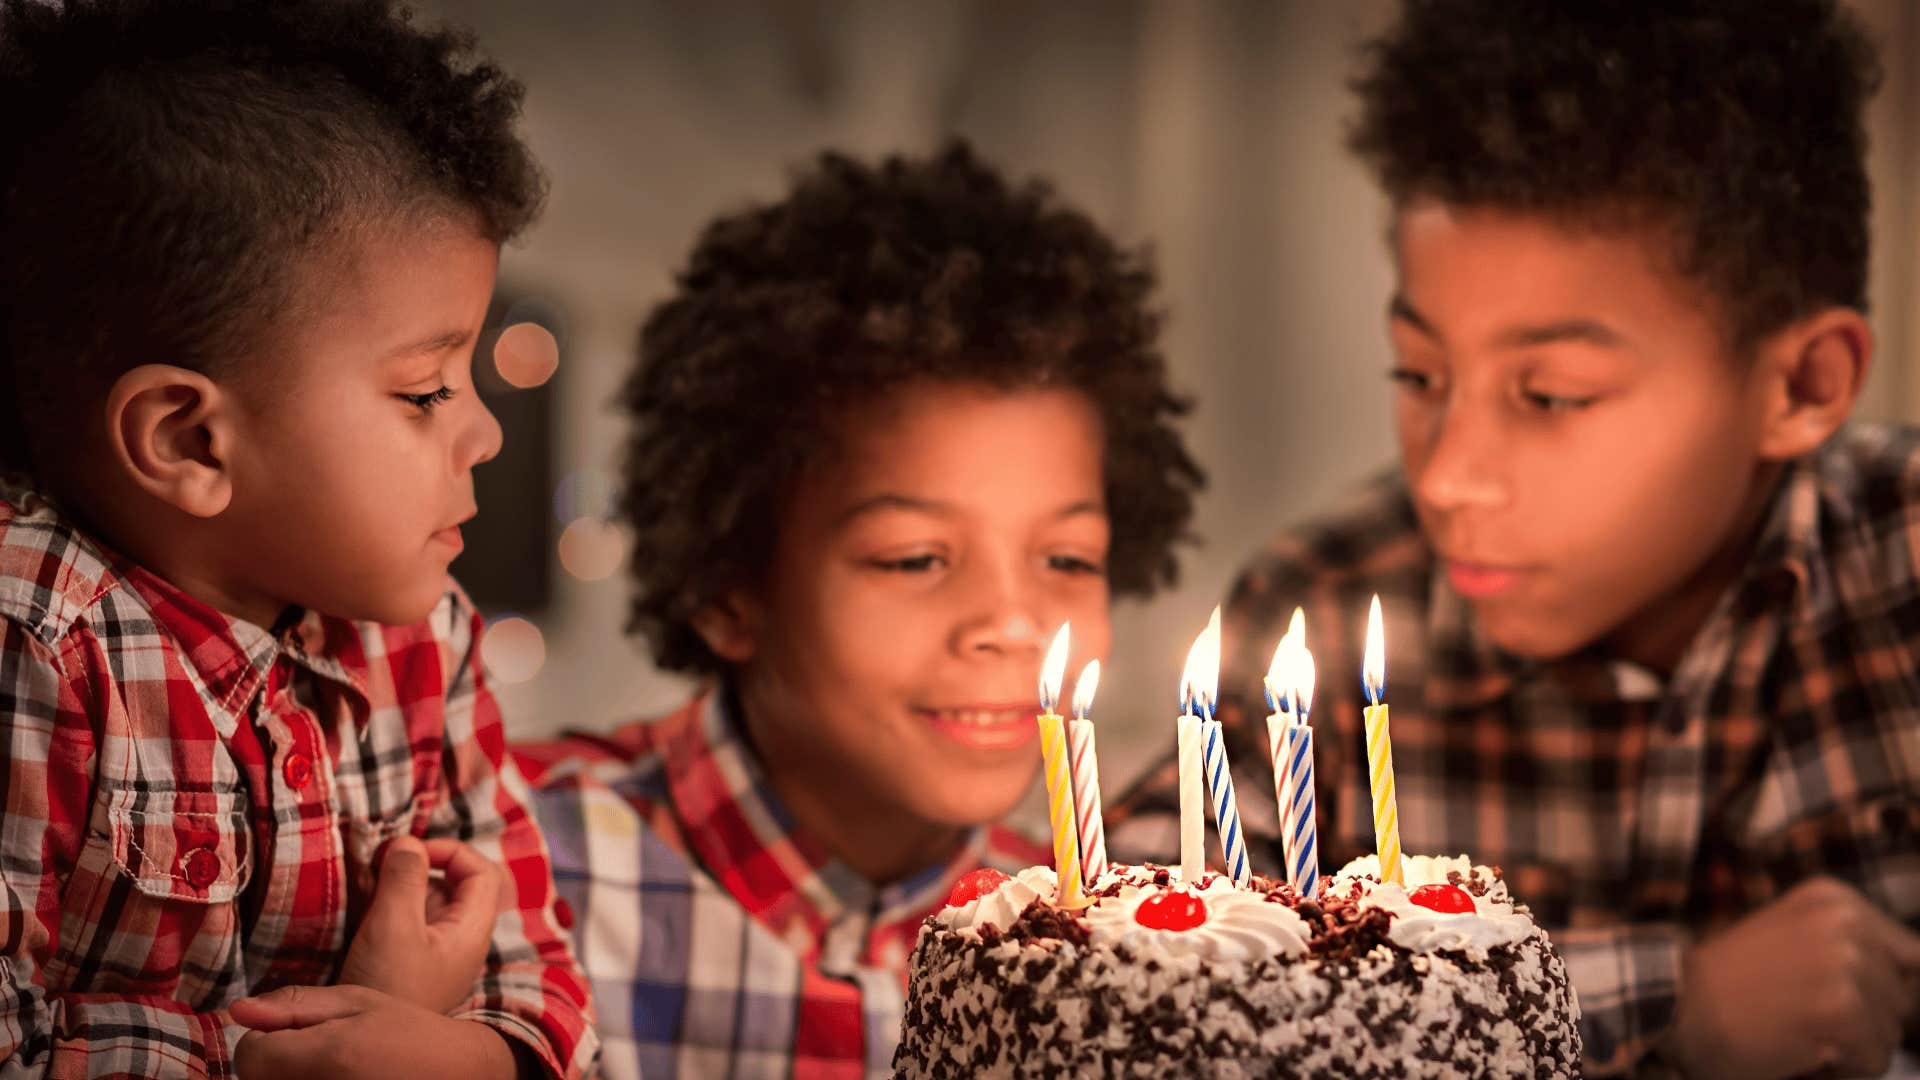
[
  {"x1": 515, "y1": 691, "x2": 1049, "y2": 1080},
  {"x1": 0, "y1": 485, "x2": 597, "y2": 1078},
  {"x1": 1106, "y1": 423, "x2": 1920, "y2": 1076}
]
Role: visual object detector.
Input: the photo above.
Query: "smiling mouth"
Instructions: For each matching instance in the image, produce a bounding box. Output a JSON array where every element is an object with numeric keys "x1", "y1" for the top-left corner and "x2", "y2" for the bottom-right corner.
[{"x1": 916, "y1": 706, "x2": 1037, "y2": 751}]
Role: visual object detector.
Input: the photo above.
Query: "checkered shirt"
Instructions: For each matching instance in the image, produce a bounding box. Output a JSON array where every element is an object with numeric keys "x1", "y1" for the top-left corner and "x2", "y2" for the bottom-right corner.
[
  {"x1": 0, "y1": 485, "x2": 598, "y2": 1078},
  {"x1": 1105, "y1": 422, "x2": 1920, "y2": 1076},
  {"x1": 515, "y1": 691, "x2": 1049, "y2": 1080}
]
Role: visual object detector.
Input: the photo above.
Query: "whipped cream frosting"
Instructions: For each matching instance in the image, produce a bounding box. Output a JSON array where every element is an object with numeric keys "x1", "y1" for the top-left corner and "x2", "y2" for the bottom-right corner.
[
  {"x1": 1083, "y1": 876, "x2": 1311, "y2": 962},
  {"x1": 936, "y1": 865, "x2": 1057, "y2": 932},
  {"x1": 1331, "y1": 854, "x2": 1535, "y2": 955}
]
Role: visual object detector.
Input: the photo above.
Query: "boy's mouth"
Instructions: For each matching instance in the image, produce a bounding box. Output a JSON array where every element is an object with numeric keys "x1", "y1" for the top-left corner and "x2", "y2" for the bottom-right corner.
[
  {"x1": 916, "y1": 706, "x2": 1037, "y2": 751},
  {"x1": 431, "y1": 524, "x2": 466, "y2": 553},
  {"x1": 1446, "y1": 560, "x2": 1524, "y2": 598}
]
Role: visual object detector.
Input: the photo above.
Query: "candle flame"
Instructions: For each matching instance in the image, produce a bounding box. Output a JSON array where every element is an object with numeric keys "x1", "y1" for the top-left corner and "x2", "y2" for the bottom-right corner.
[
  {"x1": 1263, "y1": 636, "x2": 1288, "y2": 714},
  {"x1": 1072, "y1": 659, "x2": 1101, "y2": 720},
  {"x1": 1364, "y1": 594, "x2": 1386, "y2": 703},
  {"x1": 1294, "y1": 639, "x2": 1317, "y2": 718},
  {"x1": 1180, "y1": 606, "x2": 1222, "y2": 717},
  {"x1": 1040, "y1": 623, "x2": 1071, "y2": 713}
]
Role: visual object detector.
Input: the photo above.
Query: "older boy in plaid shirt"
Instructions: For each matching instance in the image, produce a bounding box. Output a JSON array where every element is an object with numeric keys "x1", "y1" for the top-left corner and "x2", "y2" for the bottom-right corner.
[
  {"x1": 0, "y1": 1, "x2": 594, "y2": 1076},
  {"x1": 1109, "y1": 2, "x2": 1919, "y2": 1077}
]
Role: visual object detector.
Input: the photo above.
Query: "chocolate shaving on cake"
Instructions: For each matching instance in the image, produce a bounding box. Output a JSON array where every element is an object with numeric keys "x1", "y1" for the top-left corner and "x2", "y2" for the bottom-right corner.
[{"x1": 1002, "y1": 898, "x2": 1090, "y2": 946}]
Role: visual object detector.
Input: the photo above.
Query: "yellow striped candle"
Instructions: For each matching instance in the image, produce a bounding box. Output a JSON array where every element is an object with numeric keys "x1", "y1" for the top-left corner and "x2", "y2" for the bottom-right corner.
[
  {"x1": 1038, "y1": 624, "x2": 1085, "y2": 906},
  {"x1": 1363, "y1": 594, "x2": 1403, "y2": 886},
  {"x1": 1067, "y1": 659, "x2": 1107, "y2": 889}
]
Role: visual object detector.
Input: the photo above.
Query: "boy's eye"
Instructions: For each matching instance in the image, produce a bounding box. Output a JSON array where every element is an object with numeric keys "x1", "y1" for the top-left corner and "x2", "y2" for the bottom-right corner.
[
  {"x1": 869, "y1": 553, "x2": 945, "y2": 573},
  {"x1": 1522, "y1": 390, "x2": 1597, "y2": 413},
  {"x1": 1388, "y1": 367, "x2": 1439, "y2": 394},
  {"x1": 1047, "y1": 554, "x2": 1104, "y2": 575},
  {"x1": 400, "y1": 387, "x2": 457, "y2": 412}
]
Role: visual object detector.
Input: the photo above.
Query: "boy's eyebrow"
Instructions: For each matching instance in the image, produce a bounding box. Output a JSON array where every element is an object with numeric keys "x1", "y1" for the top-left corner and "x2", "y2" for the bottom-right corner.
[
  {"x1": 1491, "y1": 318, "x2": 1626, "y2": 350},
  {"x1": 1387, "y1": 294, "x2": 1437, "y2": 339},
  {"x1": 384, "y1": 328, "x2": 473, "y2": 360},
  {"x1": 836, "y1": 495, "x2": 1107, "y2": 526},
  {"x1": 1389, "y1": 295, "x2": 1626, "y2": 349}
]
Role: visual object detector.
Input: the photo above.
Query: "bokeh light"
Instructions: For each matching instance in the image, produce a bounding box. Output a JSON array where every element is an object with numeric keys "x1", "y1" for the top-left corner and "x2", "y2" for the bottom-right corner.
[
  {"x1": 493, "y1": 321, "x2": 561, "y2": 389},
  {"x1": 553, "y1": 471, "x2": 616, "y2": 525},
  {"x1": 481, "y1": 615, "x2": 547, "y2": 684},
  {"x1": 557, "y1": 517, "x2": 629, "y2": 582}
]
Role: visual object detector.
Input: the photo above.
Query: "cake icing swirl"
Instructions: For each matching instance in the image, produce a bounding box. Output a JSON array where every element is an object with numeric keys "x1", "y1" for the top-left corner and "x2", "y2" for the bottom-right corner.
[{"x1": 1082, "y1": 876, "x2": 1311, "y2": 962}]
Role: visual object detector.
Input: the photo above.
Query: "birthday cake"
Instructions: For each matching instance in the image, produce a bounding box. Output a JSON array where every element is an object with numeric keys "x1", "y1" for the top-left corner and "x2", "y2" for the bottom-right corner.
[{"x1": 892, "y1": 854, "x2": 1581, "y2": 1078}]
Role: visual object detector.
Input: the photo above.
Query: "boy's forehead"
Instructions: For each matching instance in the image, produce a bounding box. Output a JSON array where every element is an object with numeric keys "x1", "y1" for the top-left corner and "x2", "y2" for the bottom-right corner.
[
  {"x1": 278, "y1": 222, "x2": 500, "y2": 362},
  {"x1": 1388, "y1": 202, "x2": 1720, "y2": 342}
]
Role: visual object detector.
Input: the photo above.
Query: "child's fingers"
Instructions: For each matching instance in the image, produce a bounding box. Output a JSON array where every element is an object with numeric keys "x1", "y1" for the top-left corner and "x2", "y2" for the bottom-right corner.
[
  {"x1": 426, "y1": 844, "x2": 503, "y2": 933},
  {"x1": 230, "y1": 983, "x2": 381, "y2": 1031},
  {"x1": 361, "y1": 836, "x2": 433, "y2": 933}
]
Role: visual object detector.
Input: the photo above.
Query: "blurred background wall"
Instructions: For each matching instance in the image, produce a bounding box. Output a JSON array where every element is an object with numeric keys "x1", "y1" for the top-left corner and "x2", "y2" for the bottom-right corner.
[{"x1": 423, "y1": 0, "x2": 1920, "y2": 796}]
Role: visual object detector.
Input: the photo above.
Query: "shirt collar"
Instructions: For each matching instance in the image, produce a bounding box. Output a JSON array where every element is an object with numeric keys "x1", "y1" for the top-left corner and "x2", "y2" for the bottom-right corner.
[
  {"x1": 119, "y1": 564, "x2": 372, "y2": 734},
  {"x1": 661, "y1": 688, "x2": 992, "y2": 932}
]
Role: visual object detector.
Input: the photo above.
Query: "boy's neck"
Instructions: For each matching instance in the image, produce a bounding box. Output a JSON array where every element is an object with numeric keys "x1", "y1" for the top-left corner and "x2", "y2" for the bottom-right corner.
[
  {"x1": 1602, "y1": 463, "x2": 1784, "y2": 677},
  {"x1": 59, "y1": 479, "x2": 290, "y2": 632},
  {"x1": 731, "y1": 685, "x2": 972, "y2": 888}
]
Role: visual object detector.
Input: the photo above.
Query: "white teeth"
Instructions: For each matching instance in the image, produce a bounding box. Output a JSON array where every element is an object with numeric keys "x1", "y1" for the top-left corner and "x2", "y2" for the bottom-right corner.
[{"x1": 935, "y1": 710, "x2": 1015, "y2": 726}]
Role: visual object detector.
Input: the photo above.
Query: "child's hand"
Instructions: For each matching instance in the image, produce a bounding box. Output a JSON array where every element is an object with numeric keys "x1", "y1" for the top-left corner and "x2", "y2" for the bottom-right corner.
[
  {"x1": 231, "y1": 985, "x2": 520, "y2": 1079},
  {"x1": 338, "y1": 835, "x2": 502, "y2": 1014},
  {"x1": 1664, "y1": 876, "x2": 1920, "y2": 1079}
]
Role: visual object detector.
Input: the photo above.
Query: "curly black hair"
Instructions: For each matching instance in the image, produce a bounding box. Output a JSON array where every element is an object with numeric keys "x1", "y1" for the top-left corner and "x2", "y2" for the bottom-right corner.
[
  {"x1": 0, "y1": 0, "x2": 545, "y2": 474},
  {"x1": 620, "y1": 142, "x2": 1204, "y2": 675},
  {"x1": 1349, "y1": 0, "x2": 1879, "y2": 347}
]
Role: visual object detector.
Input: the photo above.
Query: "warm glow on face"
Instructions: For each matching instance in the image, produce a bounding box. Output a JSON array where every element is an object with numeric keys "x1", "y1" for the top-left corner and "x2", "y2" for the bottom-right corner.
[
  {"x1": 1180, "y1": 606, "x2": 1222, "y2": 715},
  {"x1": 1364, "y1": 594, "x2": 1386, "y2": 701},
  {"x1": 1072, "y1": 659, "x2": 1101, "y2": 720},
  {"x1": 1040, "y1": 623, "x2": 1071, "y2": 713}
]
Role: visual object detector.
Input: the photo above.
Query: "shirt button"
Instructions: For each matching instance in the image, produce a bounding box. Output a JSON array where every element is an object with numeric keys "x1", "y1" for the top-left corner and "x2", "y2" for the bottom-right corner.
[
  {"x1": 182, "y1": 847, "x2": 222, "y2": 890},
  {"x1": 283, "y1": 752, "x2": 314, "y2": 791},
  {"x1": 553, "y1": 897, "x2": 575, "y2": 930}
]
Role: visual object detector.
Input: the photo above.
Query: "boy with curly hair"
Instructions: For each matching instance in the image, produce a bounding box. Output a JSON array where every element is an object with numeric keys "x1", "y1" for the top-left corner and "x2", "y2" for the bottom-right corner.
[
  {"x1": 1107, "y1": 1, "x2": 1919, "y2": 1076},
  {"x1": 0, "y1": 1, "x2": 594, "y2": 1076},
  {"x1": 515, "y1": 142, "x2": 1202, "y2": 1077}
]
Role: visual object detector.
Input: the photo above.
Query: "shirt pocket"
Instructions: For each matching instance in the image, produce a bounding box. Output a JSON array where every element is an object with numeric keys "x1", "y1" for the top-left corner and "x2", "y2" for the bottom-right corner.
[
  {"x1": 341, "y1": 788, "x2": 441, "y2": 898},
  {"x1": 107, "y1": 787, "x2": 254, "y2": 904}
]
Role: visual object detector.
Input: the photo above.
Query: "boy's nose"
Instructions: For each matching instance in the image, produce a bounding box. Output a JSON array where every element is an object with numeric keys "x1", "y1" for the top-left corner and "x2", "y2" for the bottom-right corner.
[
  {"x1": 1414, "y1": 414, "x2": 1508, "y2": 512},
  {"x1": 952, "y1": 557, "x2": 1043, "y2": 659},
  {"x1": 462, "y1": 393, "x2": 505, "y2": 469}
]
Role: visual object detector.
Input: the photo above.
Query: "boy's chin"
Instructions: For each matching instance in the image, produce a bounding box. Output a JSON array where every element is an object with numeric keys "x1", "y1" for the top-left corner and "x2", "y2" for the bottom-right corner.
[
  {"x1": 328, "y1": 576, "x2": 450, "y2": 628},
  {"x1": 1469, "y1": 603, "x2": 1598, "y2": 662}
]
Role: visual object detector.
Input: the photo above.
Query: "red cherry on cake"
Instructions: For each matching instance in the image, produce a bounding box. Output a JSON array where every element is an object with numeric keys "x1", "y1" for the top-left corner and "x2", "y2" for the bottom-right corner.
[
  {"x1": 945, "y1": 868, "x2": 1011, "y2": 908},
  {"x1": 1134, "y1": 889, "x2": 1209, "y2": 931},
  {"x1": 1409, "y1": 883, "x2": 1476, "y2": 913}
]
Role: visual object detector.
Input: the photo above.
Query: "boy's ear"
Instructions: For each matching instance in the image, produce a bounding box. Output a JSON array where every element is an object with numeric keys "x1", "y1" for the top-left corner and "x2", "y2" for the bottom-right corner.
[
  {"x1": 692, "y1": 590, "x2": 759, "y2": 663},
  {"x1": 103, "y1": 364, "x2": 237, "y2": 519},
  {"x1": 1754, "y1": 306, "x2": 1872, "y2": 462}
]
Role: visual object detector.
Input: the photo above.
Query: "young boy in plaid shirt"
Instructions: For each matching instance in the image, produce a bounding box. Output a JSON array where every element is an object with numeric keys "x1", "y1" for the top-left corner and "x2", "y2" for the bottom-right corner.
[
  {"x1": 513, "y1": 143, "x2": 1204, "y2": 1079},
  {"x1": 1106, "y1": 2, "x2": 1919, "y2": 1077},
  {"x1": 0, "y1": 1, "x2": 594, "y2": 1076}
]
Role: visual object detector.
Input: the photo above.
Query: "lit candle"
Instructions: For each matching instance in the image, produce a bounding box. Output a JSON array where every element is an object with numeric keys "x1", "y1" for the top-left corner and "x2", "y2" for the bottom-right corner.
[
  {"x1": 1191, "y1": 607, "x2": 1249, "y2": 885},
  {"x1": 1264, "y1": 609, "x2": 1319, "y2": 898},
  {"x1": 1067, "y1": 659, "x2": 1107, "y2": 890},
  {"x1": 1037, "y1": 624, "x2": 1086, "y2": 906},
  {"x1": 1363, "y1": 595, "x2": 1403, "y2": 886},
  {"x1": 1176, "y1": 615, "x2": 1209, "y2": 882}
]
